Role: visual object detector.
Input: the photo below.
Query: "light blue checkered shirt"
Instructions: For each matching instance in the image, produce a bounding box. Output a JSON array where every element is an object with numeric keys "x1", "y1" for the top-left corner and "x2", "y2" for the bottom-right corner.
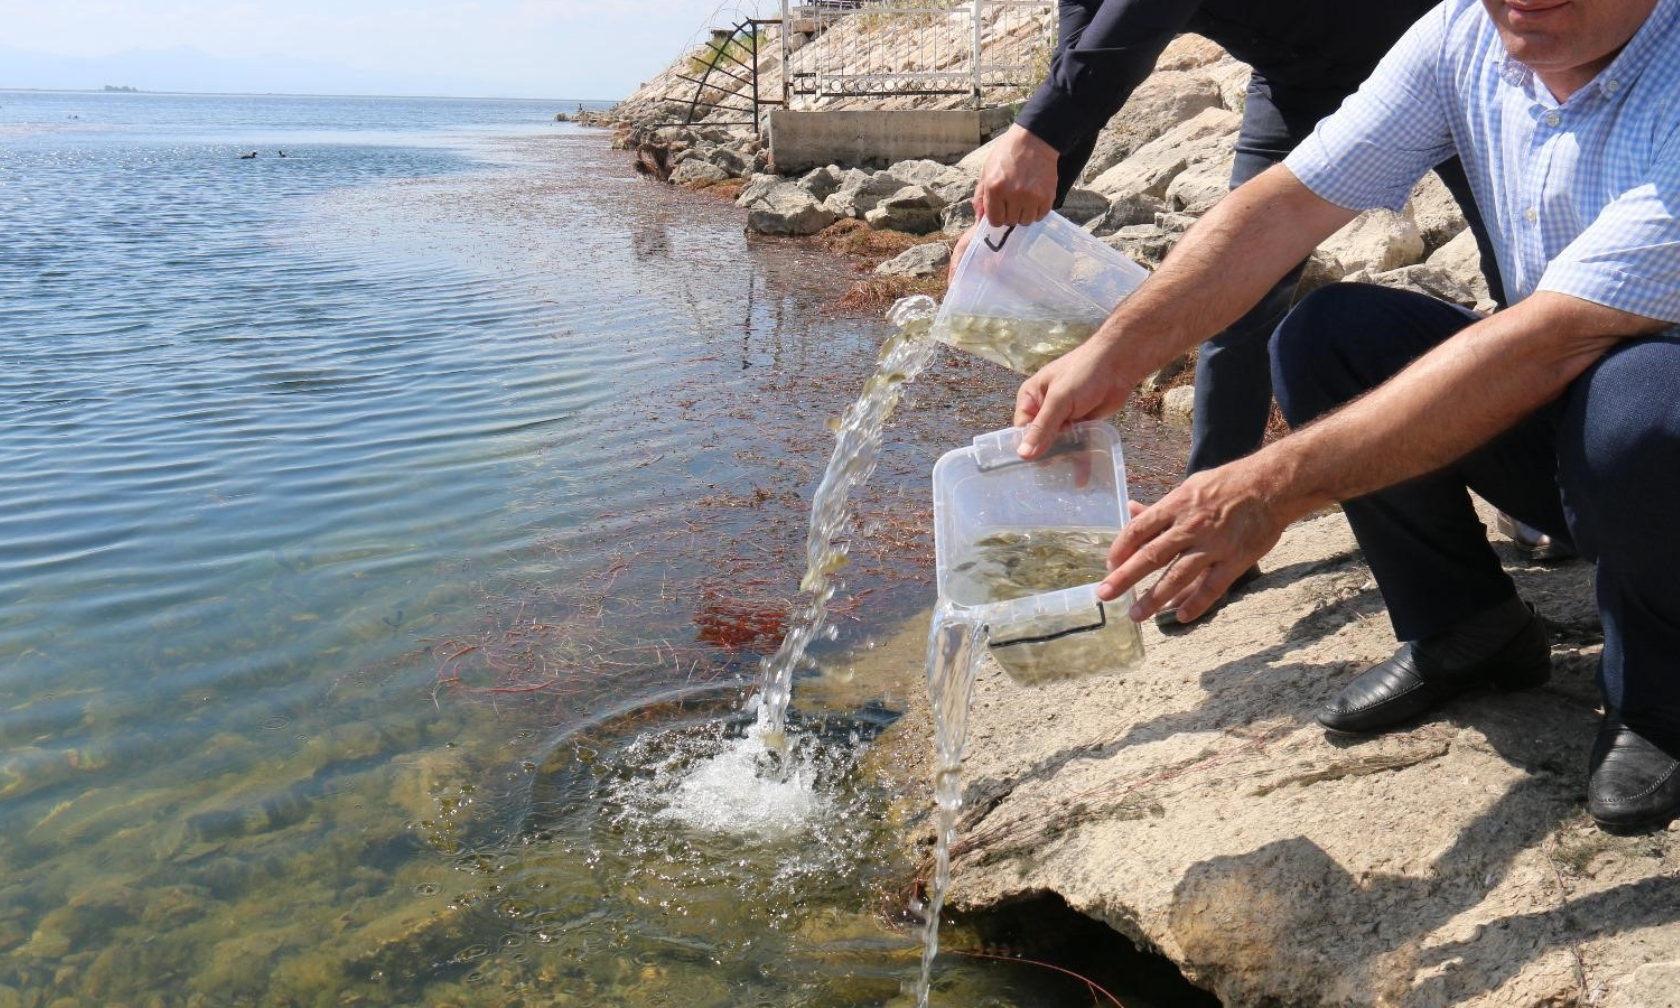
[{"x1": 1285, "y1": 0, "x2": 1680, "y2": 322}]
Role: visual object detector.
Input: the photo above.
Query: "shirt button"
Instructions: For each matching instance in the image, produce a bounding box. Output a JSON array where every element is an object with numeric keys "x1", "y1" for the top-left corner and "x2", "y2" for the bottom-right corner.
[
  {"x1": 1605, "y1": 79, "x2": 1622, "y2": 93},
  {"x1": 1524, "y1": 207, "x2": 1539, "y2": 223},
  {"x1": 1544, "y1": 112, "x2": 1562, "y2": 127}
]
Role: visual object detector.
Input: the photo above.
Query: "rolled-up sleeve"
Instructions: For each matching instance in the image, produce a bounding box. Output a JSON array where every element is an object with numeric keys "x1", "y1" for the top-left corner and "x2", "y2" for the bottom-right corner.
[
  {"x1": 1539, "y1": 152, "x2": 1680, "y2": 323},
  {"x1": 1283, "y1": 7, "x2": 1457, "y2": 213}
]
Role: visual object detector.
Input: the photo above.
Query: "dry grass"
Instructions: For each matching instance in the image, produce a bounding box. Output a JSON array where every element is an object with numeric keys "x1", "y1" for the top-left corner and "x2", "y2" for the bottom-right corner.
[
  {"x1": 816, "y1": 218, "x2": 932, "y2": 260},
  {"x1": 835, "y1": 275, "x2": 945, "y2": 311}
]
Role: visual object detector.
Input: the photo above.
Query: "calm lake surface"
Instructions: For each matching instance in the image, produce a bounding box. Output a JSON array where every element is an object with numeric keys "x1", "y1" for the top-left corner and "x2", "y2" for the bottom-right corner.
[{"x1": 0, "y1": 90, "x2": 1190, "y2": 1007}]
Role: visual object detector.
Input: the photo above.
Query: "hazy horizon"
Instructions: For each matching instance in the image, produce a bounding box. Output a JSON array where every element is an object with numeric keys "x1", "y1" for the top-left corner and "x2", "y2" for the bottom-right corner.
[{"x1": 0, "y1": 1, "x2": 776, "y2": 102}]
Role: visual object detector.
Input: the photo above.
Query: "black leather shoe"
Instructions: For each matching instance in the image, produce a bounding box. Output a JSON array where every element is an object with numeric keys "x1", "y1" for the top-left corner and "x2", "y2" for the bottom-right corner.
[
  {"x1": 1153, "y1": 563, "x2": 1263, "y2": 629},
  {"x1": 1317, "y1": 609, "x2": 1550, "y2": 734},
  {"x1": 1588, "y1": 714, "x2": 1680, "y2": 832}
]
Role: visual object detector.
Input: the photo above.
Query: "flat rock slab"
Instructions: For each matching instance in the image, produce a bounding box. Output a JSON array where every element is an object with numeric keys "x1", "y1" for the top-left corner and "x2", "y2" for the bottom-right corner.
[{"x1": 928, "y1": 506, "x2": 1680, "y2": 1008}]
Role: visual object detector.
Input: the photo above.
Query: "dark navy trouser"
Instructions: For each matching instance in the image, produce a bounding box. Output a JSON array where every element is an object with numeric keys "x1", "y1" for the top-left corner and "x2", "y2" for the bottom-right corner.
[
  {"x1": 1188, "y1": 74, "x2": 1503, "y2": 475},
  {"x1": 1271, "y1": 282, "x2": 1680, "y2": 741}
]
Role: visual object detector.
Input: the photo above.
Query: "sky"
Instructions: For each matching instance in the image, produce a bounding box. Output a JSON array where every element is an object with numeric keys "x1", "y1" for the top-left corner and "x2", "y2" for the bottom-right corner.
[{"x1": 0, "y1": 0, "x2": 778, "y2": 100}]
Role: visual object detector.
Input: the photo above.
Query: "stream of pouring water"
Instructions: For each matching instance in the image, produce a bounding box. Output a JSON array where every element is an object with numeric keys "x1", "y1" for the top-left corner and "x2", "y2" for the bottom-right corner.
[
  {"x1": 752, "y1": 295, "x2": 942, "y2": 745},
  {"x1": 915, "y1": 606, "x2": 987, "y2": 1008},
  {"x1": 748, "y1": 295, "x2": 991, "y2": 1007}
]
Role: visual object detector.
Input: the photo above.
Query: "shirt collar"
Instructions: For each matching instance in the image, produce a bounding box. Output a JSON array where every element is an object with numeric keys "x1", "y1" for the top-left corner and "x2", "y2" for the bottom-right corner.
[{"x1": 1494, "y1": 0, "x2": 1680, "y2": 103}]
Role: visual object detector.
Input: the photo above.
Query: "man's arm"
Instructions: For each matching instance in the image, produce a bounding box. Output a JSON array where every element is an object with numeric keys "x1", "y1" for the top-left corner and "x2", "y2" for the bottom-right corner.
[
  {"x1": 1014, "y1": 163, "x2": 1357, "y2": 455},
  {"x1": 1102, "y1": 292, "x2": 1671, "y2": 622},
  {"x1": 977, "y1": 0, "x2": 1200, "y2": 226}
]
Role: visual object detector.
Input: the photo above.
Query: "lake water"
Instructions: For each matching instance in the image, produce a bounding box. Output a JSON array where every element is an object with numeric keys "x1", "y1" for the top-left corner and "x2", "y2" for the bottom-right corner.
[{"x1": 0, "y1": 90, "x2": 1192, "y2": 1007}]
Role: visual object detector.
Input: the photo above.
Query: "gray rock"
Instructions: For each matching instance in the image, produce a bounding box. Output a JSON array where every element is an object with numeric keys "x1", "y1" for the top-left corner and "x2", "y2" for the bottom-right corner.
[
  {"x1": 735, "y1": 173, "x2": 781, "y2": 208},
  {"x1": 1161, "y1": 385, "x2": 1196, "y2": 427},
  {"x1": 874, "y1": 241, "x2": 951, "y2": 278},
  {"x1": 941, "y1": 198, "x2": 978, "y2": 234},
  {"x1": 823, "y1": 169, "x2": 904, "y2": 218},
  {"x1": 1057, "y1": 187, "x2": 1111, "y2": 226},
  {"x1": 1165, "y1": 149, "x2": 1234, "y2": 212},
  {"x1": 1102, "y1": 225, "x2": 1177, "y2": 270},
  {"x1": 1317, "y1": 208, "x2": 1426, "y2": 277},
  {"x1": 884, "y1": 158, "x2": 953, "y2": 189},
  {"x1": 1088, "y1": 108, "x2": 1242, "y2": 201},
  {"x1": 864, "y1": 185, "x2": 946, "y2": 235},
  {"x1": 706, "y1": 145, "x2": 750, "y2": 177},
  {"x1": 1409, "y1": 171, "x2": 1471, "y2": 254},
  {"x1": 1085, "y1": 193, "x2": 1169, "y2": 237},
  {"x1": 1081, "y1": 71, "x2": 1225, "y2": 180},
  {"x1": 798, "y1": 165, "x2": 846, "y2": 202},
  {"x1": 1153, "y1": 211, "x2": 1200, "y2": 233},
  {"x1": 928, "y1": 165, "x2": 979, "y2": 206},
  {"x1": 744, "y1": 182, "x2": 840, "y2": 236},
  {"x1": 671, "y1": 160, "x2": 732, "y2": 187}
]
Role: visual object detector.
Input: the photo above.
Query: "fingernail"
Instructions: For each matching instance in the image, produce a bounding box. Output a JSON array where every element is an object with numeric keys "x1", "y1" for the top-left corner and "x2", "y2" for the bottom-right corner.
[{"x1": 1129, "y1": 602, "x2": 1145, "y2": 621}]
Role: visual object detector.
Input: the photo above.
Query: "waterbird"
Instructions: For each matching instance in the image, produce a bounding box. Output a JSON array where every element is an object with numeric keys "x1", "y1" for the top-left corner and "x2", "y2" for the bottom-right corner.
[{"x1": 239, "y1": 151, "x2": 258, "y2": 159}]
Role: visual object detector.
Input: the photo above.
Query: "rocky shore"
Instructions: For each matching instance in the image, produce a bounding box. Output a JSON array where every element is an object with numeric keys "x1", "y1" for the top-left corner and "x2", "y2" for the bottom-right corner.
[{"x1": 580, "y1": 23, "x2": 1680, "y2": 1008}]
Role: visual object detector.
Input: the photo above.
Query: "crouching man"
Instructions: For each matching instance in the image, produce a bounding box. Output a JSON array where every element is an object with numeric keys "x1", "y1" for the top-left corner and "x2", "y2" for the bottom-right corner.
[{"x1": 1016, "y1": 0, "x2": 1680, "y2": 830}]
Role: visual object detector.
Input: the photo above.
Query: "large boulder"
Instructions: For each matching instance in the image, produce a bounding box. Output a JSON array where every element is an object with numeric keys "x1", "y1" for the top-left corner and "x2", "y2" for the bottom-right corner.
[
  {"x1": 1087, "y1": 108, "x2": 1242, "y2": 201},
  {"x1": 798, "y1": 165, "x2": 845, "y2": 202},
  {"x1": 823, "y1": 168, "x2": 905, "y2": 219},
  {"x1": 1101, "y1": 224, "x2": 1177, "y2": 270},
  {"x1": 671, "y1": 159, "x2": 732, "y2": 188},
  {"x1": 874, "y1": 241, "x2": 951, "y2": 278},
  {"x1": 1057, "y1": 187, "x2": 1112, "y2": 226},
  {"x1": 864, "y1": 185, "x2": 946, "y2": 235},
  {"x1": 1085, "y1": 193, "x2": 1169, "y2": 237},
  {"x1": 1163, "y1": 149, "x2": 1234, "y2": 212},
  {"x1": 1312, "y1": 207, "x2": 1427, "y2": 280},
  {"x1": 1082, "y1": 71, "x2": 1226, "y2": 180},
  {"x1": 1410, "y1": 170, "x2": 1472, "y2": 254},
  {"x1": 893, "y1": 500, "x2": 1680, "y2": 1008},
  {"x1": 883, "y1": 158, "x2": 953, "y2": 189},
  {"x1": 734, "y1": 172, "x2": 781, "y2": 207},
  {"x1": 743, "y1": 182, "x2": 841, "y2": 236}
]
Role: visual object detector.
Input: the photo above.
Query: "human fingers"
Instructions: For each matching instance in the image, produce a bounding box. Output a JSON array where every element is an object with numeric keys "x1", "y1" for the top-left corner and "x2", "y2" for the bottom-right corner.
[
  {"x1": 1016, "y1": 381, "x2": 1073, "y2": 459},
  {"x1": 1094, "y1": 502, "x2": 1187, "y2": 606}
]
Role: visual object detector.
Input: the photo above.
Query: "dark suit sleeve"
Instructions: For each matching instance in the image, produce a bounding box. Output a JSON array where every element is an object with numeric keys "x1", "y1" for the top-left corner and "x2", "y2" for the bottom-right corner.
[{"x1": 1014, "y1": 0, "x2": 1202, "y2": 201}]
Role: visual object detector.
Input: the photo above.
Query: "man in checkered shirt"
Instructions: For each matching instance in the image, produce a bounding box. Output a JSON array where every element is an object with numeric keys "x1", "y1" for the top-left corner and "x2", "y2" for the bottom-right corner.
[{"x1": 1014, "y1": 0, "x2": 1680, "y2": 831}]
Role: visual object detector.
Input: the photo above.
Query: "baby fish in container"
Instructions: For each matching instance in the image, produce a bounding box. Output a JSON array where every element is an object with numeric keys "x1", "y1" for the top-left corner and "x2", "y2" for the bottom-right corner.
[
  {"x1": 930, "y1": 212, "x2": 1149, "y2": 375},
  {"x1": 932, "y1": 421, "x2": 1145, "y2": 685}
]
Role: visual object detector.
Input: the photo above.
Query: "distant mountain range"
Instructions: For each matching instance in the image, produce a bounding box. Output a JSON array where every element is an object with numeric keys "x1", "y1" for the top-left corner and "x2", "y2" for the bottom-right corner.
[{"x1": 0, "y1": 45, "x2": 528, "y2": 98}]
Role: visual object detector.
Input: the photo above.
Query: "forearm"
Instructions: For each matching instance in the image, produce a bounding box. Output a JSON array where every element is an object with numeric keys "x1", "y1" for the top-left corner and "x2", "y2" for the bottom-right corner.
[
  {"x1": 1090, "y1": 164, "x2": 1354, "y2": 389},
  {"x1": 1255, "y1": 292, "x2": 1666, "y2": 523}
]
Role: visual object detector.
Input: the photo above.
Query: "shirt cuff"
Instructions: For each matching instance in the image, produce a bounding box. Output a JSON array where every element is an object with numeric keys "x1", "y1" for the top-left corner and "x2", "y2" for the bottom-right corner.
[{"x1": 1537, "y1": 261, "x2": 1680, "y2": 324}]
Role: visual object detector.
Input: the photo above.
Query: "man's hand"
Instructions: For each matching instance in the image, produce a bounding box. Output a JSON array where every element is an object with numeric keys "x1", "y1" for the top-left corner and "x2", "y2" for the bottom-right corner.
[
  {"x1": 1013, "y1": 334, "x2": 1131, "y2": 458},
  {"x1": 1101, "y1": 460, "x2": 1294, "y2": 622},
  {"x1": 973, "y1": 125, "x2": 1060, "y2": 227}
]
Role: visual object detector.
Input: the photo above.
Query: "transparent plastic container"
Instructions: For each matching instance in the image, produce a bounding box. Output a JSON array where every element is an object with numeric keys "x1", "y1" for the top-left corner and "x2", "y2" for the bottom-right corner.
[
  {"x1": 931, "y1": 213, "x2": 1149, "y2": 375},
  {"x1": 932, "y1": 421, "x2": 1145, "y2": 685}
]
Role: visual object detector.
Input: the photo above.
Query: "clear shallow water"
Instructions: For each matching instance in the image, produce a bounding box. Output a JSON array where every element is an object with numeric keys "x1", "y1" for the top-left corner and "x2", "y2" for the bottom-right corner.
[{"x1": 0, "y1": 90, "x2": 1190, "y2": 1007}]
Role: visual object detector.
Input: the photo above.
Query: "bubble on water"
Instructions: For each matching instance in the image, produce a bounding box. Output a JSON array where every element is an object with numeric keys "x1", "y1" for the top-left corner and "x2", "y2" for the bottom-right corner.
[{"x1": 649, "y1": 731, "x2": 828, "y2": 837}]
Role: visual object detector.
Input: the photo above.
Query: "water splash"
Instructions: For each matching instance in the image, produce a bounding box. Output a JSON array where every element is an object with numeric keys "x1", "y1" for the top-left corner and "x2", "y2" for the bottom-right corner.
[{"x1": 753, "y1": 295, "x2": 941, "y2": 747}]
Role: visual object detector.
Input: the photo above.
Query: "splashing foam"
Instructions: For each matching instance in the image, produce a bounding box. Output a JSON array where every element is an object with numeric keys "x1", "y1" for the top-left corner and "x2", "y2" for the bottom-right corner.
[{"x1": 652, "y1": 729, "x2": 829, "y2": 837}]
